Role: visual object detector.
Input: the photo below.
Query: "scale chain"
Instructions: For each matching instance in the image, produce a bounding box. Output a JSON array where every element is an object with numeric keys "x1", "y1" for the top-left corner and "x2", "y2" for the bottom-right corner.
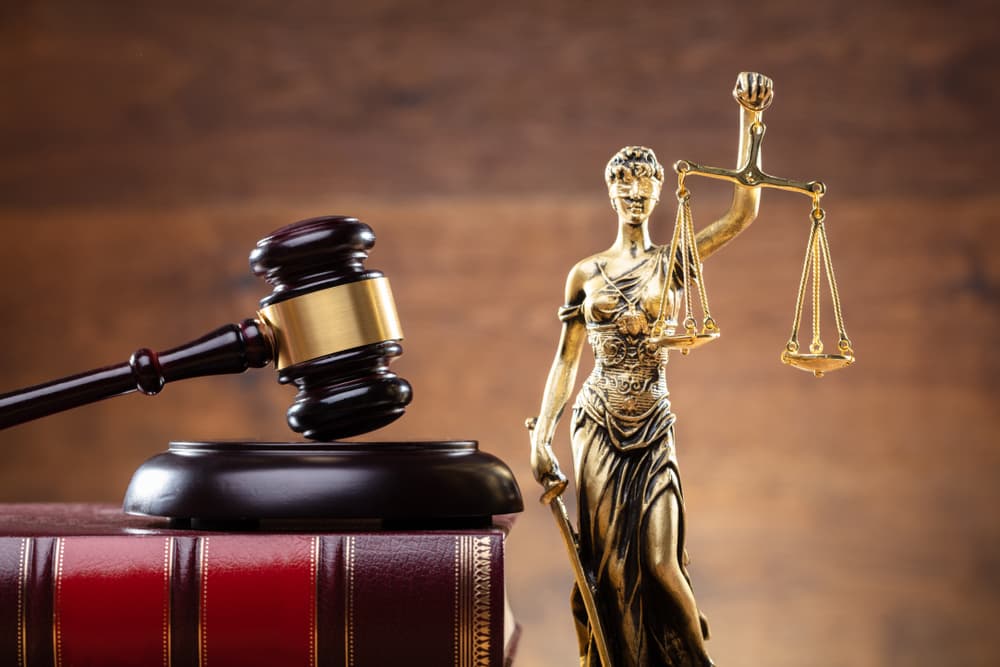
[
  {"x1": 818, "y1": 221, "x2": 852, "y2": 351},
  {"x1": 681, "y1": 194, "x2": 694, "y2": 331},
  {"x1": 812, "y1": 222, "x2": 822, "y2": 353},
  {"x1": 654, "y1": 185, "x2": 687, "y2": 336},
  {"x1": 686, "y1": 195, "x2": 715, "y2": 331},
  {"x1": 787, "y1": 217, "x2": 819, "y2": 353}
]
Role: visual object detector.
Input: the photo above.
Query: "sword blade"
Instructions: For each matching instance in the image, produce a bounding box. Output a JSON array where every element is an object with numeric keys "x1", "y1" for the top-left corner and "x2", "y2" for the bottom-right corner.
[{"x1": 549, "y1": 495, "x2": 614, "y2": 667}]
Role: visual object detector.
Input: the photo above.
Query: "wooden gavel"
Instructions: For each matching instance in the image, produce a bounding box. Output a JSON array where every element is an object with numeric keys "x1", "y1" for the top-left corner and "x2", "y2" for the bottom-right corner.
[{"x1": 0, "y1": 216, "x2": 412, "y2": 440}]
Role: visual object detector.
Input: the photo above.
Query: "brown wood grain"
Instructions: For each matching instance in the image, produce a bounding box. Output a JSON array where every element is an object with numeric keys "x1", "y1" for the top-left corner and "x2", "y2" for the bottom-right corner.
[{"x1": 0, "y1": 1, "x2": 998, "y2": 665}]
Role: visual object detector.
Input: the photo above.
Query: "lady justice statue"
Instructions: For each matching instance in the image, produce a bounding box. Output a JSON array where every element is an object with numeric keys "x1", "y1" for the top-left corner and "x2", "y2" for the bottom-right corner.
[{"x1": 528, "y1": 72, "x2": 775, "y2": 667}]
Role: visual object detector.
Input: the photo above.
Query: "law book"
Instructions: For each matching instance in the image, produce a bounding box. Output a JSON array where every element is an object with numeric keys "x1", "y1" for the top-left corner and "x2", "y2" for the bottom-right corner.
[{"x1": 0, "y1": 504, "x2": 519, "y2": 667}]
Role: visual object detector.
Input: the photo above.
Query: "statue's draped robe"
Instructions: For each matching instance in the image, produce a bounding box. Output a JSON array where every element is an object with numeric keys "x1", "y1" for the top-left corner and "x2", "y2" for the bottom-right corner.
[{"x1": 559, "y1": 255, "x2": 710, "y2": 667}]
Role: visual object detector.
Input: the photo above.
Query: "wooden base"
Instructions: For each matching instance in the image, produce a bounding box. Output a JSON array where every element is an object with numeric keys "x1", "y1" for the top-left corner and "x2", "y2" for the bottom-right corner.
[{"x1": 123, "y1": 440, "x2": 523, "y2": 526}]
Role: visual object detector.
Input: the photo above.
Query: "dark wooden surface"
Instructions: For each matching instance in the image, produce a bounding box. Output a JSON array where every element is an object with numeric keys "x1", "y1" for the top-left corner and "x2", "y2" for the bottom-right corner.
[{"x1": 0, "y1": 1, "x2": 998, "y2": 665}]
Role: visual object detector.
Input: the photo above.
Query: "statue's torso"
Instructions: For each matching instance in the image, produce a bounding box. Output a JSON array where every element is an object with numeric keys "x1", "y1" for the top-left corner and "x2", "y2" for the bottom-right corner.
[
  {"x1": 585, "y1": 324, "x2": 668, "y2": 416},
  {"x1": 578, "y1": 250, "x2": 679, "y2": 419}
]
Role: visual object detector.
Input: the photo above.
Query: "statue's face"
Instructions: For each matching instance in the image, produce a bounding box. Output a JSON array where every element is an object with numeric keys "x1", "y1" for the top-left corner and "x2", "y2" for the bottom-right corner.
[{"x1": 609, "y1": 174, "x2": 661, "y2": 224}]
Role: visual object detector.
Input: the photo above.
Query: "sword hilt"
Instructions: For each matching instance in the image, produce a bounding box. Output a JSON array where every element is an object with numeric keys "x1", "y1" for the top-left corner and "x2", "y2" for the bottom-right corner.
[
  {"x1": 525, "y1": 416, "x2": 568, "y2": 504},
  {"x1": 541, "y1": 475, "x2": 568, "y2": 505}
]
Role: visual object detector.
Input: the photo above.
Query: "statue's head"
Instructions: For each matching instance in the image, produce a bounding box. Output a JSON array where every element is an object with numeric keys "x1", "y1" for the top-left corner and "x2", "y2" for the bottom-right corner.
[{"x1": 605, "y1": 146, "x2": 664, "y2": 224}]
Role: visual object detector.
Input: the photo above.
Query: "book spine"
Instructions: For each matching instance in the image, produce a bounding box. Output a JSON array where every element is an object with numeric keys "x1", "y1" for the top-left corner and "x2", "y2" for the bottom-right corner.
[{"x1": 0, "y1": 533, "x2": 504, "y2": 667}]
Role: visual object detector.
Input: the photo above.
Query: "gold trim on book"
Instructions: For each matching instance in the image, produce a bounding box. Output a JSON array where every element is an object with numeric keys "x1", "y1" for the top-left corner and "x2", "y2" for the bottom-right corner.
[
  {"x1": 53, "y1": 537, "x2": 65, "y2": 667},
  {"x1": 310, "y1": 536, "x2": 319, "y2": 667},
  {"x1": 455, "y1": 536, "x2": 492, "y2": 667},
  {"x1": 17, "y1": 537, "x2": 30, "y2": 667},
  {"x1": 453, "y1": 538, "x2": 460, "y2": 665},
  {"x1": 471, "y1": 537, "x2": 492, "y2": 667},
  {"x1": 257, "y1": 277, "x2": 404, "y2": 370},
  {"x1": 198, "y1": 537, "x2": 209, "y2": 667},
  {"x1": 344, "y1": 536, "x2": 356, "y2": 667},
  {"x1": 163, "y1": 537, "x2": 173, "y2": 667}
]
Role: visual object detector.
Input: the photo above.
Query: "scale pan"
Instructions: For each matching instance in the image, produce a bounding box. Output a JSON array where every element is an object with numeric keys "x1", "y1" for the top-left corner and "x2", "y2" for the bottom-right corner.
[
  {"x1": 658, "y1": 330, "x2": 720, "y2": 352},
  {"x1": 781, "y1": 351, "x2": 854, "y2": 377}
]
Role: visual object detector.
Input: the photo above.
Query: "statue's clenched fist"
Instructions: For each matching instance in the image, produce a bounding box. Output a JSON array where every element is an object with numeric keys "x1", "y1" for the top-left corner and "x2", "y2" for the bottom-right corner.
[{"x1": 734, "y1": 72, "x2": 774, "y2": 111}]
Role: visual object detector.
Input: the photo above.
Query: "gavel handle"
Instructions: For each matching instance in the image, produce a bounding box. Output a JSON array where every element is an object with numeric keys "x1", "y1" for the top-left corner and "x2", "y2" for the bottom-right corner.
[{"x1": 0, "y1": 319, "x2": 273, "y2": 430}]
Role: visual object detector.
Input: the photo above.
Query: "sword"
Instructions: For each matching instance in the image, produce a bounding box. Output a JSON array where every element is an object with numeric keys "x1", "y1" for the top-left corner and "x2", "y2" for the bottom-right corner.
[{"x1": 526, "y1": 417, "x2": 614, "y2": 667}]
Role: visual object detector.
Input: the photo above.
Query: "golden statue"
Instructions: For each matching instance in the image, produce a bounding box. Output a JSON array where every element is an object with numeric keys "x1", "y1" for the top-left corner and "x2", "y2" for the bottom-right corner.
[{"x1": 528, "y1": 72, "x2": 854, "y2": 667}]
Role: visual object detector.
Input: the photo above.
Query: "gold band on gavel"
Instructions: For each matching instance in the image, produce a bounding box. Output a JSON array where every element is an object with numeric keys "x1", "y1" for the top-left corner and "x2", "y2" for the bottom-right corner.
[{"x1": 257, "y1": 277, "x2": 404, "y2": 370}]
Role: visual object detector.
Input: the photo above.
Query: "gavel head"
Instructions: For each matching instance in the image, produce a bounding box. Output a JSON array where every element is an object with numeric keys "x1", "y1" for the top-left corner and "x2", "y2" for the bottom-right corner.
[{"x1": 249, "y1": 216, "x2": 412, "y2": 440}]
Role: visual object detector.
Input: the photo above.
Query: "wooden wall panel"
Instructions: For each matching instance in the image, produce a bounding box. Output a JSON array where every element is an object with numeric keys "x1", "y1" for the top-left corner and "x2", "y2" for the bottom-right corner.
[{"x1": 0, "y1": 1, "x2": 997, "y2": 665}]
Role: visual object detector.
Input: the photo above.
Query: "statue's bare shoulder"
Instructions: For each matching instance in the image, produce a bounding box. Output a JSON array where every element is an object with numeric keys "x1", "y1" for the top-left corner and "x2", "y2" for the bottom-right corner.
[{"x1": 563, "y1": 253, "x2": 607, "y2": 306}]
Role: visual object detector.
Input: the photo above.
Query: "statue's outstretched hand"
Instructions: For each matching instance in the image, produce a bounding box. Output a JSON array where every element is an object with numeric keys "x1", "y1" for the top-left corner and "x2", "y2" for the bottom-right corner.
[{"x1": 733, "y1": 72, "x2": 774, "y2": 111}]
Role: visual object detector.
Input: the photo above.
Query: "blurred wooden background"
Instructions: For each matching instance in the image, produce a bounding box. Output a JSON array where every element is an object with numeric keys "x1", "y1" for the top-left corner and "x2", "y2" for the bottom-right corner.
[{"x1": 1, "y1": 1, "x2": 998, "y2": 665}]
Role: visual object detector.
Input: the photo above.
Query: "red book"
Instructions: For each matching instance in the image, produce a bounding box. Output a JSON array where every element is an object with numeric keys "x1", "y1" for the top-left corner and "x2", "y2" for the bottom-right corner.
[{"x1": 0, "y1": 504, "x2": 519, "y2": 667}]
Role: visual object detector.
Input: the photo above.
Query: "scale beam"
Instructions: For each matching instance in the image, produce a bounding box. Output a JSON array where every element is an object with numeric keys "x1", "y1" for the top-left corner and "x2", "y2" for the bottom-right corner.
[{"x1": 675, "y1": 122, "x2": 825, "y2": 201}]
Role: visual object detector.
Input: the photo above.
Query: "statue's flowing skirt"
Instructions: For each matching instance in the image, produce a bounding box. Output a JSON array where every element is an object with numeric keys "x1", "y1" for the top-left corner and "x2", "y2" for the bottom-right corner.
[{"x1": 570, "y1": 397, "x2": 708, "y2": 667}]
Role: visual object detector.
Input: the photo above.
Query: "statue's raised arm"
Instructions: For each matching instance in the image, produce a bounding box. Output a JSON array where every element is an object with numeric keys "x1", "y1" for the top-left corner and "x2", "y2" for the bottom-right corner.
[{"x1": 695, "y1": 71, "x2": 773, "y2": 260}]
